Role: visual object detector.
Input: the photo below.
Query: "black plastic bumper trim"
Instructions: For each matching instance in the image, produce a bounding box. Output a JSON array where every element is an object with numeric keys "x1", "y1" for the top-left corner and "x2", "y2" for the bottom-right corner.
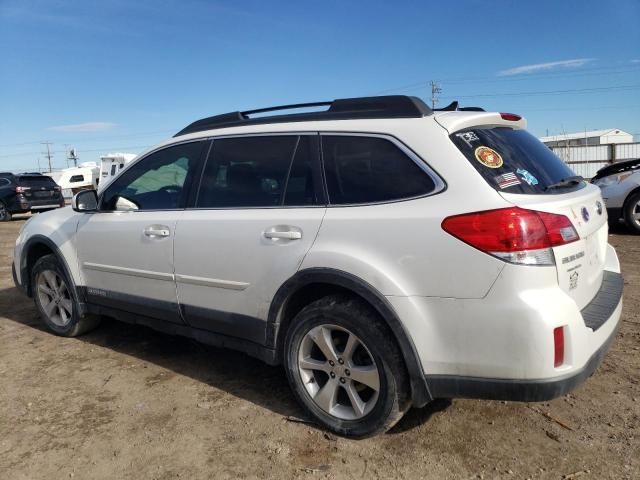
[
  {"x1": 581, "y1": 271, "x2": 623, "y2": 331},
  {"x1": 425, "y1": 311, "x2": 620, "y2": 402}
]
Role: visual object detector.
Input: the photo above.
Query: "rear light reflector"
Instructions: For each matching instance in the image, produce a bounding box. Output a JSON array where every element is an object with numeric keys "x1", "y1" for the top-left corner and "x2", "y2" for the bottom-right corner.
[
  {"x1": 554, "y1": 327, "x2": 565, "y2": 368},
  {"x1": 441, "y1": 207, "x2": 579, "y2": 265},
  {"x1": 500, "y1": 112, "x2": 522, "y2": 121},
  {"x1": 15, "y1": 186, "x2": 30, "y2": 193}
]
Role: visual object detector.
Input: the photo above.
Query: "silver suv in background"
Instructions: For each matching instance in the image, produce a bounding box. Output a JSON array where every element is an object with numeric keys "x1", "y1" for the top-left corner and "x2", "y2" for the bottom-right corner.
[{"x1": 592, "y1": 158, "x2": 640, "y2": 233}]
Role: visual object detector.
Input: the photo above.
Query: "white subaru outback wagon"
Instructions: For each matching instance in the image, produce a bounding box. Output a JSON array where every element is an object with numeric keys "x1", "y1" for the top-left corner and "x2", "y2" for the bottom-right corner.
[{"x1": 12, "y1": 96, "x2": 623, "y2": 437}]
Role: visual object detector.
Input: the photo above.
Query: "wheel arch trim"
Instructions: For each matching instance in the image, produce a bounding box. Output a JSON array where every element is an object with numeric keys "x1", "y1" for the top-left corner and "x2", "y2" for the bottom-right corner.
[
  {"x1": 267, "y1": 267, "x2": 432, "y2": 407},
  {"x1": 20, "y1": 235, "x2": 87, "y2": 315}
]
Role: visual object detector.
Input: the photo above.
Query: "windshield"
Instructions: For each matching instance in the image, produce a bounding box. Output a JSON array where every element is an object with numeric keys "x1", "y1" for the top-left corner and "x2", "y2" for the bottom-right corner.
[{"x1": 450, "y1": 127, "x2": 585, "y2": 194}]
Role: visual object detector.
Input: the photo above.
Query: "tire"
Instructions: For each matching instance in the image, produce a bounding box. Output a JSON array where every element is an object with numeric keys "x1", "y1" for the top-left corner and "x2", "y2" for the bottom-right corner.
[
  {"x1": 284, "y1": 294, "x2": 410, "y2": 437},
  {"x1": 0, "y1": 201, "x2": 11, "y2": 222},
  {"x1": 623, "y1": 192, "x2": 640, "y2": 234},
  {"x1": 31, "y1": 254, "x2": 101, "y2": 337}
]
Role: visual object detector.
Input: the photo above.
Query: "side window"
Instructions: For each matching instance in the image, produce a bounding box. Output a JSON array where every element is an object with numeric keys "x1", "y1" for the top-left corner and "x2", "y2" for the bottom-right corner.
[
  {"x1": 101, "y1": 141, "x2": 204, "y2": 211},
  {"x1": 0, "y1": 178, "x2": 10, "y2": 187},
  {"x1": 110, "y1": 164, "x2": 117, "y2": 176},
  {"x1": 69, "y1": 175, "x2": 84, "y2": 183},
  {"x1": 197, "y1": 135, "x2": 319, "y2": 208},
  {"x1": 322, "y1": 135, "x2": 436, "y2": 205}
]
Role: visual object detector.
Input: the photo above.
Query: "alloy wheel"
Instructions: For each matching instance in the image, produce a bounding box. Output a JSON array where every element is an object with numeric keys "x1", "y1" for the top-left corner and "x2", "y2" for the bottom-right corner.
[
  {"x1": 297, "y1": 324, "x2": 380, "y2": 420},
  {"x1": 632, "y1": 199, "x2": 640, "y2": 228},
  {"x1": 36, "y1": 270, "x2": 73, "y2": 327}
]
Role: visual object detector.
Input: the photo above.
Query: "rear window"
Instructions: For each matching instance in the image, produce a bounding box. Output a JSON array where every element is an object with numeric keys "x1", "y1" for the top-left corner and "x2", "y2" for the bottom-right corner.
[
  {"x1": 17, "y1": 176, "x2": 57, "y2": 188},
  {"x1": 450, "y1": 127, "x2": 584, "y2": 194},
  {"x1": 322, "y1": 135, "x2": 436, "y2": 205}
]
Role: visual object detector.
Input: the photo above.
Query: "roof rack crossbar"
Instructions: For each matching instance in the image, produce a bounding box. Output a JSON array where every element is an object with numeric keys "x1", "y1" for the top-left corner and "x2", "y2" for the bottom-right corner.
[{"x1": 174, "y1": 95, "x2": 433, "y2": 137}]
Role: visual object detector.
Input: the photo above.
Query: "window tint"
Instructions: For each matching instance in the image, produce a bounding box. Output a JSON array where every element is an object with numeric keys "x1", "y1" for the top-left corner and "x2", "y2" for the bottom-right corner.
[
  {"x1": 101, "y1": 141, "x2": 203, "y2": 211},
  {"x1": 322, "y1": 135, "x2": 436, "y2": 205},
  {"x1": 197, "y1": 135, "x2": 318, "y2": 208},
  {"x1": 450, "y1": 127, "x2": 584, "y2": 194},
  {"x1": 0, "y1": 178, "x2": 10, "y2": 187},
  {"x1": 17, "y1": 176, "x2": 57, "y2": 188},
  {"x1": 69, "y1": 175, "x2": 84, "y2": 183}
]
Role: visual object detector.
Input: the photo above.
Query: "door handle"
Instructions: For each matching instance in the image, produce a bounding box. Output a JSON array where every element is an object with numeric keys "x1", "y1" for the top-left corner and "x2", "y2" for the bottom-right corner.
[
  {"x1": 264, "y1": 230, "x2": 302, "y2": 240},
  {"x1": 144, "y1": 225, "x2": 170, "y2": 238}
]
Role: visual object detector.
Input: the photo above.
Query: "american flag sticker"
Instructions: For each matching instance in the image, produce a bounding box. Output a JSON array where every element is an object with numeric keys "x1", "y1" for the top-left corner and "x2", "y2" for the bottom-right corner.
[{"x1": 494, "y1": 172, "x2": 521, "y2": 189}]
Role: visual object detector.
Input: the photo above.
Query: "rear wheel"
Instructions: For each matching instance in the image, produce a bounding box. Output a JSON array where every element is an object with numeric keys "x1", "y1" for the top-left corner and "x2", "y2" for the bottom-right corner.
[
  {"x1": 623, "y1": 192, "x2": 640, "y2": 234},
  {"x1": 0, "y1": 201, "x2": 11, "y2": 222},
  {"x1": 32, "y1": 254, "x2": 101, "y2": 336},
  {"x1": 284, "y1": 295, "x2": 409, "y2": 437}
]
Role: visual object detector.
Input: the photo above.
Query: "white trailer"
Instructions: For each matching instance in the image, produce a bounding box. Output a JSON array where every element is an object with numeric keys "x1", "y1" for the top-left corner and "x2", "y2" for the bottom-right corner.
[
  {"x1": 46, "y1": 162, "x2": 100, "y2": 200},
  {"x1": 97, "y1": 153, "x2": 136, "y2": 191}
]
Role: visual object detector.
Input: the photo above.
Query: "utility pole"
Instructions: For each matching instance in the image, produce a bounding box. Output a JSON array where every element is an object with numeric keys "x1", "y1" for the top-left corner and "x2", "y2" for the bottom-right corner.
[
  {"x1": 41, "y1": 142, "x2": 53, "y2": 172},
  {"x1": 430, "y1": 80, "x2": 442, "y2": 109},
  {"x1": 63, "y1": 144, "x2": 70, "y2": 168}
]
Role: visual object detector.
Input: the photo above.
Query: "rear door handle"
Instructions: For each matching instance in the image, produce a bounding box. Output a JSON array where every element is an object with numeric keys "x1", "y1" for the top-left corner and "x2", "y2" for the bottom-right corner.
[
  {"x1": 144, "y1": 225, "x2": 171, "y2": 238},
  {"x1": 263, "y1": 229, "x2": 302, "y2": 240}
]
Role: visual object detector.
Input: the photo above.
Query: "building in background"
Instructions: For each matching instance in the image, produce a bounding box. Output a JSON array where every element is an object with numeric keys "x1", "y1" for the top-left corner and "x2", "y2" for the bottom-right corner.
[{"x1": 541, "y1": 129, "x2": 633, "y2": 148}]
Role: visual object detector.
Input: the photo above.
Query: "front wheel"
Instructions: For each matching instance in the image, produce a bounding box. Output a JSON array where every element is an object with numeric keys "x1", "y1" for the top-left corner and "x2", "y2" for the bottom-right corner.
[
  {"x1": 623, "y1": 192, "x2": 640, "y2": 234},
  {"x1": 284, "y1": 295, "x2": 409, "y2": 437},
  {"x1": 32, "y1": 254, "x2": 101, "y2": 336}
]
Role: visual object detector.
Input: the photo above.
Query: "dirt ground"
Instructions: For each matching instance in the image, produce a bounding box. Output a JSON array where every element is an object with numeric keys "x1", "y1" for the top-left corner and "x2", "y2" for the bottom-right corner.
[{"x1": 0, "y1": 217, "x2": 638, "y2": 480}]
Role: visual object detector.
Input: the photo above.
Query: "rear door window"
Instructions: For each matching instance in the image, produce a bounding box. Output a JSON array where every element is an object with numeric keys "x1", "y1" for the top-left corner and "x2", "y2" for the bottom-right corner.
[
  {"x1": 322, "y1": 135, "x2": 436, "y2": 205},
  {"x1": 450, "y1": 127, "x2": 584, "y2": 194},
  {"x1": 197, "y1": 135, "x2": 321, "y2": 208}
]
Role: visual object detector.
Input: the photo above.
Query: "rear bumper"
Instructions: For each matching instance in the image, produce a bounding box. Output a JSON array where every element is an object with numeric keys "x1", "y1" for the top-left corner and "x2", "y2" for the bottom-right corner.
[{"x1": 425, "y1": 308, "x2": 620, "y2": 401}]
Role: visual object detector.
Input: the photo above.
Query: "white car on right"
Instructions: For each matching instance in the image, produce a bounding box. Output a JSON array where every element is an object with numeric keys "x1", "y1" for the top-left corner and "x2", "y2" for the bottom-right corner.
[{"x1": 592, "y1": 158, "x2": 640, "y2": 233}]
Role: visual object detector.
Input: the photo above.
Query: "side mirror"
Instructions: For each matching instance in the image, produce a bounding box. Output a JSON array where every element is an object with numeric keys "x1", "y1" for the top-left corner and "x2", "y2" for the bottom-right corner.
[{"x1": 72, "y1": 189, "x2": 98, "y2": 212}]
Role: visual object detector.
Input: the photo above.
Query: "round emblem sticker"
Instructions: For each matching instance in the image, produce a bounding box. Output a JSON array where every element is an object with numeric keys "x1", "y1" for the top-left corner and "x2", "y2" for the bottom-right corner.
[{"x1": 474, "y1": 146, "x2": 504, "y2": 169}]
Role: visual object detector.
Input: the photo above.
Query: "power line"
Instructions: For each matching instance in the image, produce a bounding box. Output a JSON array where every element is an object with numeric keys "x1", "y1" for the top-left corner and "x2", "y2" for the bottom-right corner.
[
  {"x1": 0, "y1": 129, "x2": 174, "y2": 148},
  {"x1": 371, "y1": 64, "x2": 640, "y2": 95},
  {"x1": 0, "y1": 144, "x2": 151, "y2": 159}
]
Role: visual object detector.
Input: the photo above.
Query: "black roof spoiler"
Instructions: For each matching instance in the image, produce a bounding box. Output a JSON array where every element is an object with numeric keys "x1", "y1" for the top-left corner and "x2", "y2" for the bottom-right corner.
[
  {"x1": 174, "y1": 95, "x2": 433, "y2": 137},
  {"x1": 592, "y1": 158, "x2": 640, "y2": 180},
  {"x1": 433, "y1": 101, "x2": 485, "y2": 112}
]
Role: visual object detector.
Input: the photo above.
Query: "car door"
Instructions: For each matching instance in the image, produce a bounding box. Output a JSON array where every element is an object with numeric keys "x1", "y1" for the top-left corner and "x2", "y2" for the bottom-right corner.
[
  {"x1": 173, "y1": 134, "x2": 325, "y2": 344},
  {"x1": 76, "y1": 140, "x2": 207, "y2": 324}
]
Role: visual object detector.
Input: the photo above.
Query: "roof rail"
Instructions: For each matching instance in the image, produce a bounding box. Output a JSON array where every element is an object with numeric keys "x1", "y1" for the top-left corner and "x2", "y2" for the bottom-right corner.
[
  {"x1": 434, "y1": 101, "x2": 485, "y2": 112},
  {"x1": 174, "y1": 95, "x2": 432, "y2": 137}
]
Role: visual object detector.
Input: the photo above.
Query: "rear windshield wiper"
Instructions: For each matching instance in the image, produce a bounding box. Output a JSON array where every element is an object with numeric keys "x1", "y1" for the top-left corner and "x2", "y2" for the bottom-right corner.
[{"x1": 545, "y1": 175, "x2": 584, "y2": 191}]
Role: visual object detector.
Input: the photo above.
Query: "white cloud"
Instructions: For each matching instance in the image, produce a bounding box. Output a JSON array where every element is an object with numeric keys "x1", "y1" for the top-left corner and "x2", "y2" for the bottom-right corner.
[
  {"x1": 47, "y1": 122, "x2": 117, "y2": 133},
  {"x1": 498, "y1": 58, "x2": 595, "y2": 76}
]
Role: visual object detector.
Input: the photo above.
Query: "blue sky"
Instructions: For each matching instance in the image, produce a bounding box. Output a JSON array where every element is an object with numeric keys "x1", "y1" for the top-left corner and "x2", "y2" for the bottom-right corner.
[{"x1": 1, "y1": 0, "x2": 639, "y2": 172}]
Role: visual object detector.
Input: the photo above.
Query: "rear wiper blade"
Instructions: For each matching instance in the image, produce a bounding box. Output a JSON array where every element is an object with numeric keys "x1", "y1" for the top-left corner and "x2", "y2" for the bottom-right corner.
[{"x1": 545, "y1": 175, "x2": 584, "y2": 191}]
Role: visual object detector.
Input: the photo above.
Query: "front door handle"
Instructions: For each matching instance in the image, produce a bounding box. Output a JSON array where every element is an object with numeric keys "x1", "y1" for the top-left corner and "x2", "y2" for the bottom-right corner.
[
  {"x1": 144, "y1": 225, "x2": 170, "y2": 238},
  {"x1": 263, "y1": 228, "x2": 302, "y2": 240}
]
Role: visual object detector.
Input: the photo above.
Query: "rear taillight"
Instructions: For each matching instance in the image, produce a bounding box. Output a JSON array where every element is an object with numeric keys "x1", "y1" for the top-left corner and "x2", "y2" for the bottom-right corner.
[
  {"x1": 441, "y1": 207, "x2": 579, "y2": 265},
  {"x1": 500, "y1": 112, "x2": 522, "y2": 121},
  {"x1": 554, "y1": 327, "x2": 565, "y2": 367},
  {"x1": 15, "y1": 186, "x2": 30, "y2": 193}
]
